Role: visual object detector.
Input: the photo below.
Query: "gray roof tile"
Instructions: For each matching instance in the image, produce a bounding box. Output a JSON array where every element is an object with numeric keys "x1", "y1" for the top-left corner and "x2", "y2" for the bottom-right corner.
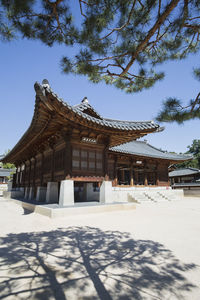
[
  {"x1": 169, "y1": 168, "x2": 200, "y2": 177},
  {"x1": 110, "y1": 140, "x2": 192, "y2": 161},
  {"x1": 34, "y1": 82, "x2": 160, "y2": 132}
]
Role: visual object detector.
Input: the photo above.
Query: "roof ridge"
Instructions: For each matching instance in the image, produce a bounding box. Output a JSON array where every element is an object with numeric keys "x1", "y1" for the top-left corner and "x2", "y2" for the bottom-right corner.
[
  {"x1": 104, "y1": 118, "x2": 155, "y2": 124},
  {"x1": 176, "y1": 167, "x2": 199, "y2": 171},
  {"x1": 110, "y1": 140, "x2": 192, "y2": 161}
]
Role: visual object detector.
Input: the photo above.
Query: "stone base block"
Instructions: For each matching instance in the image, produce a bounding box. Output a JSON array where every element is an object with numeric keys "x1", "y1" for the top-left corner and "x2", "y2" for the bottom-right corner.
[
  {"x1": 36, "y1": 187, "x2": 47, "y2": 202},
  {"x1": 24, "y1": 187, "x2": 30, "y2": 199},
  {"x1": 59, "y1": 180, "x2": 74, "y2": 206},
  {"x1": 3, "y1": 190, "x2": 24, "y2": 199},
  {"x1": 46, "y1": 182, "x2": 58, "y2": 203},
  {"x1": 28, "y1": 187, "x2": 34, "y2": 201},
  {"x1": 7, "y1": 182, "x2": 13, "y2": 192},
  {"x1": 100, "y1": 181, "x2": 113, "y2": 204}
]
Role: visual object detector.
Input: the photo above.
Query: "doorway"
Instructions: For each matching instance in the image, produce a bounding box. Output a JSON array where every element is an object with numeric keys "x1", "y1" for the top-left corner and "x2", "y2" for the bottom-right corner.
[{"x1": 74, "y1": 182, "x2": 100, "y2": 202}]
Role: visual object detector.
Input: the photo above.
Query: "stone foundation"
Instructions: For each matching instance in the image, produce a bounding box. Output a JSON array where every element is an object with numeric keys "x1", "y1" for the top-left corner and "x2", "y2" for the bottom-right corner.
[
  {"x1": 36, "y1": 187, "x2": 47, "y2": 202},
  {"x1": 59, "y1": 180, "x2": 74, "y2": 206},
  {"x1": 46, "y1": 182, "x2": 58, "y2": 203}
]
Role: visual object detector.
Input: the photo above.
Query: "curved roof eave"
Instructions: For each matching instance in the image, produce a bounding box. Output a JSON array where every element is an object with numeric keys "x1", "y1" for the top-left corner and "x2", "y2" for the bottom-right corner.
[
  {"x1": 3, "y1": 80, "x2": 161, "y2": 163},
  {"x1": 38, "y1": 82, "x2": 160, "y2": 132},
  {"x1": 109, "y1": 140, "x2": 193, "y2": 162}
]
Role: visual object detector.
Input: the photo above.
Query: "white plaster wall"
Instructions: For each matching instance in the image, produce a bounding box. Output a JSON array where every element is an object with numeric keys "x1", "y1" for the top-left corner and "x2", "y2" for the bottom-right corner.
[
  {"x1": 184, "y1": 189, "x2": 200, "y2": 197},
  {"x1": 112, "y1": 187, "x2": 183, "y2": 203},
  {"x1": 0, "y1": 184, "x2": 8, "y2": 196}
]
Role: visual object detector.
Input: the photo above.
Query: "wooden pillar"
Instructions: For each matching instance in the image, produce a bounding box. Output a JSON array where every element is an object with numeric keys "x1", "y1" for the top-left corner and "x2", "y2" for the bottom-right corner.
[
  {"x1": 63, "y1": 132, "x2": 72, "y2": 179},
  {"x1": 156, "y1": 163, "x2": 159, "y2": 185},
  {"x1": 18, "y1": 166, "x2": 21, "y2": 188},
  {"x1": 103, "y1": 138, "x2": 110, "y2": 181},
  {"x1": 20, "y1": 165, "x2": 23, "y2": 187},
  {"x1": 33, "y1": 157, "x2": 36, "y2": 189},
  {"x1": 130, "y1": 161, "x2": 134, "y2": 186},
  {"x1": 135, "y1": 170, "x2": 138, "y2": 185},
  {"x1": 121, "y1": 169, "x2": 125, "y2": 184},
  {"x1": 51, "y1": 147, "x2": 55, "y2": 182},
  {"x1": 113, "y1": 157, "x2": 118, "y2": 186},
  {"x1": 28, "y1": 159, "x2": 31, "y2": 188},
  {"x1": 144, "y1": 173, "x2": 148, "y2": 186},
  {"x1": 144, "y1": 161, "x2": 148, "y2": 186},
  {"x1": 23, "y1": 163, "x2": 26, "y2": 188},
  {"x1": 12, "y1": 173, "x2": 16, "y2": 189},
  {"x1": 40, "y1": 152, "x2": 44, "y2": 187},
  {"x1": 17, "y1": 166, "x2": 21, "y2": 188}
]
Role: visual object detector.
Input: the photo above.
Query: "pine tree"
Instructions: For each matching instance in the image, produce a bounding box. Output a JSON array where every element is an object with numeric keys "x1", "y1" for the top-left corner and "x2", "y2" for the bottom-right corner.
[
  {"x1": 1, "y1": 0, "x2": 200, "y2": 122},
  {"x1": 176, "y1": 140, "x2": 200, "y2": 169}
]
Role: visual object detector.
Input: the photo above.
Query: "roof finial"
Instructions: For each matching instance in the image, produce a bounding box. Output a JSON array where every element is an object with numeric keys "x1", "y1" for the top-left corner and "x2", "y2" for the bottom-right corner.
[
  {"x1": 82, "y1": 96, "x2": 89, "y2": 104},
  {"x1": 42, "y1": 79, "x2": 50, "y2": 88}
]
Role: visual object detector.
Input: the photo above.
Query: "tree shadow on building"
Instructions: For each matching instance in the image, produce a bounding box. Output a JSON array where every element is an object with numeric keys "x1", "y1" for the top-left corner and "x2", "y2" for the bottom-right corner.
[{"x1": 0, "y1": 226, "x2": 197, "y2": 299}]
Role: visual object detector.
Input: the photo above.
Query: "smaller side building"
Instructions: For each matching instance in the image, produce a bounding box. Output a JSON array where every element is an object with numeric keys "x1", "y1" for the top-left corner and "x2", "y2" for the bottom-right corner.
[
  {"x1": 0, "y1": 155, "x2": 14, "y2": 184},
  {"x1": 0, "y1": 168, "x2": 13, "y2": 184},
  {"x1": 169, "y1": 168, "x2": 200, "y2": 185}
]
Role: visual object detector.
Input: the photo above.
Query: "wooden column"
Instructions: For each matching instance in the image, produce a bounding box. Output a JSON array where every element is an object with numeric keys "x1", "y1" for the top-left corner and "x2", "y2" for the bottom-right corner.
[
  {"x1": 144, "y1": 161, "x2": 148, "y2": 186},
  {"x1": 12, "y1": 173, "x2": 16, "y2": 189},
  {"x1": 28, "y1": 160, "x2": 31, "y2": 187},
  {"x1": 15, "y1": 166, "x2": 19, "y2": 188},
  {"x1": 144, "y1": 173, "x2": 148, "y2": 186},
  {"x1": 33, "y1": 157, "x2": 36, "y2": 189},
  {"x1": 156, "y1": 163, "x2": 159, "y2": 185},
  {"x1": 20, "y1": 165, "x2": 23, "y2": 187},
  {"x1": 63, "y1": 132, "x2": 72, "y2": 179},
  {"x1": 40, "y1": 152, "x2": 44, "y2": 187},
  {"x1": 135, "y1": 170, "x2": 138, "y2": 185},
  {"x1": 103, "y1": 138, "x2": 110, "y2": 181},
  {"x1": 130, "y1": 161, "x2": 134, "y2": 186},
  {"x1": 23, "y1": 163, "x2": 26, "y2": 188},
  {"x1": 17, "y1": 166, "x2": 21, "y2": 187},
  {"x1": 113, "y1": 157, "x2": 118, "y2": 186},
  {"x1": 51, "y1": 147, "x2": 55, "y2": 182},
  {"x1": 18, "y1": 166, "x2": 21, "y2": 188},
  {"x1": 121, "y1": 169, "x2": 125, "y2": 184}
]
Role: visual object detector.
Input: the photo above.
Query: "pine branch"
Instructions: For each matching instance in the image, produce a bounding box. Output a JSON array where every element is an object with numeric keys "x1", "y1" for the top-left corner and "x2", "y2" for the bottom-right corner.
[
  {"x1": 99, "y1": 0, "x2": 137, "y2": 40},
  {"x1": 120, "y1": 0, "x2": 180, "y2": 76}
]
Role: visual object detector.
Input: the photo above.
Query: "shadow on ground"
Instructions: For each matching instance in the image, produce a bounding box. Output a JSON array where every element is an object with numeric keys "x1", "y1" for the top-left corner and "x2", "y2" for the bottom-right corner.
[{"x1": 0, "y1": 226, "x2": 197, "y2": 299}]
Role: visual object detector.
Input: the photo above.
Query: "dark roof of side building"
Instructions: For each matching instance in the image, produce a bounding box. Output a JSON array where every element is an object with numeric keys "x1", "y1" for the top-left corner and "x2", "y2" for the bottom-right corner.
[
  {"x1": 169, "y1": 168, "x2": 200, "y2": 177},
  {"x1": 110, "y1": 140, "x2": 192, "y2": 162},
  {"x1": 0, "y1": 168, "x2": 13, "y2": 177}
]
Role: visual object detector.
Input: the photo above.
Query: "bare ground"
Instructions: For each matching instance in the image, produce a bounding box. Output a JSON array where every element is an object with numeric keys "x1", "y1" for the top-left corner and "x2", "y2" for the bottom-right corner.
[{"x1": 0, "y1": 196, "x2": 200, "y2": 299}]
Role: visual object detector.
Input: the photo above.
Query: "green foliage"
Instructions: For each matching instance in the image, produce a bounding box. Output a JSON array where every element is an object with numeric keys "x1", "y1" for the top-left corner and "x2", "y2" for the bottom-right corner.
[
  {"x1": 2, "y1": 150, "x2": 15, "y2": 169},
  {"x1": 3, "y1": 162, "x2": 15, "y2": 169},
  {"x1": 0, "y1": 0, "x2": 200, "y2": 121},
  {"x1": 157, "y1": 67, "x2": 200, "y2": 123},
  {"x1": 176, "y1": 140, "x2": 200, "y2": 169}
]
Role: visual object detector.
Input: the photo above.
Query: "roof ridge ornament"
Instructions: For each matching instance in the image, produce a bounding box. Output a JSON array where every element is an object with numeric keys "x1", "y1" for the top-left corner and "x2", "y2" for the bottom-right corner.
[
  {"x1": 82, "y1": 96, "x2": 89, "y2": 104},
  {"x1": 42, "y1": 79, "x2": 50, "y2": 89}
]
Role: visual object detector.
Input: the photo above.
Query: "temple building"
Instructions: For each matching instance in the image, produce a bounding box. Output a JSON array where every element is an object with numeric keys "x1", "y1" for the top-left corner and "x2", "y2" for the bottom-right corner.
[{"x1": 2, "y1": 80, "x2": 190, "y2": 205}]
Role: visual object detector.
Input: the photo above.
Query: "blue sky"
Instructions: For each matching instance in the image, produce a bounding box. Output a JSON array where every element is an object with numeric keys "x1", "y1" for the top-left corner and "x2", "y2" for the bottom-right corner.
[{"x1": 0, "y1": 37, "x2": 199, "y2": 155}]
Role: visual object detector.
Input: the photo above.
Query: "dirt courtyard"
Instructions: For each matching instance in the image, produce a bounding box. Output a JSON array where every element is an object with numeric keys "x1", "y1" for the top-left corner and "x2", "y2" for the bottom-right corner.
[{"x1": 0, "y1": 197, "x2": 200, "y2": 299}]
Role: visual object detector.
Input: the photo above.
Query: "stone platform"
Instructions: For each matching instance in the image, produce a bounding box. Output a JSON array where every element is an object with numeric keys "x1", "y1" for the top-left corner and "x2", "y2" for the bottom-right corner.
[{"x1": 7, "y1": 198, "x2": 136, "y2": 218}]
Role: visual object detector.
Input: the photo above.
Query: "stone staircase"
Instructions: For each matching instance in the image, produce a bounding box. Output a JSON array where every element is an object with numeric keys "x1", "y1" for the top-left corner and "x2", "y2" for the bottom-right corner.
[
  {"x1": 0, "y1": 184, "x2": 8, "y2": 196},
  {"x1": 128, "y1": 191, "x2": 155, "y2": 203},
  {"x1": 127, "y1": 190, "x2": 181, "y2": 204}
]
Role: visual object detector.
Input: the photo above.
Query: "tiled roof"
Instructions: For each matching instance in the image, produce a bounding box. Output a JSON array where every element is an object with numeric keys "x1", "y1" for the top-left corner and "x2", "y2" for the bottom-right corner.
[
  {"x1": 73, "y1": 99, "x2": 103, "y2": 119},
  {"x1": 0, "y1": 168, "x2": 13, "y2": 177},
  {"x1": 169, "y1": 168, "x2": 200, "y2": 177},
  {"x1": 35, "y1": 82, "x2": 160, "y2": 132},
  {"x1": 110, "y1": 140, "x2": 192, "y2": 161}
]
